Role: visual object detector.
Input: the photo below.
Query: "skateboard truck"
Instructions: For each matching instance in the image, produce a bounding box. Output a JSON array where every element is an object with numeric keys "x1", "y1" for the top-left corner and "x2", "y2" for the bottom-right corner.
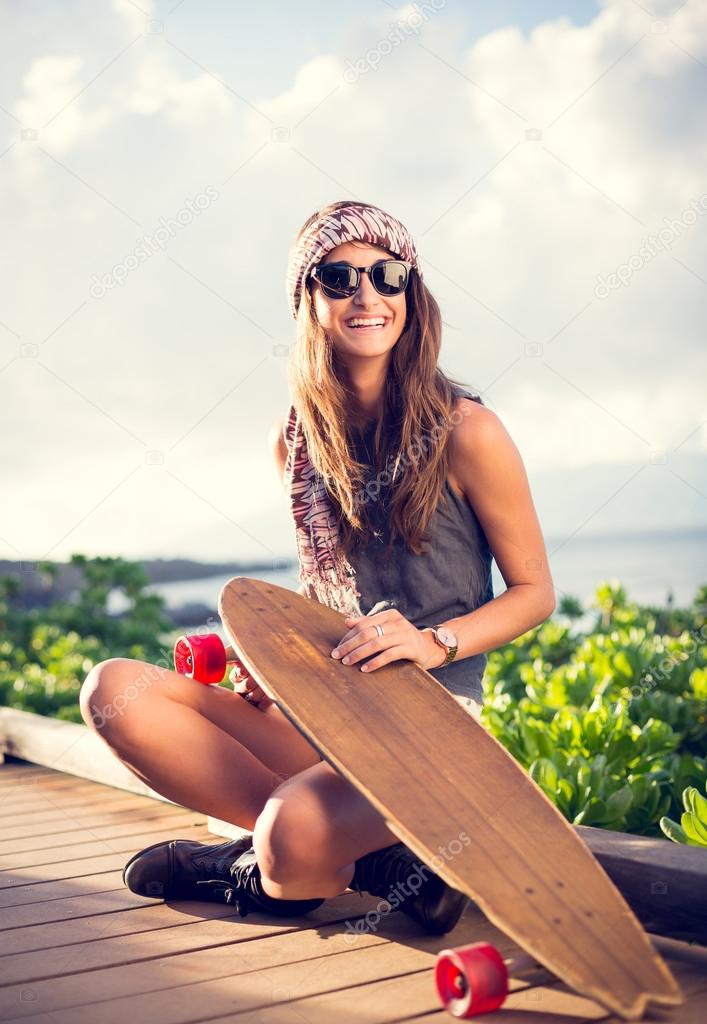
[
  {"x1": 174, "y1": 633, "x2": 234, "y2": 685},
  {"x1": 436, "y1": 942, "x2": 538, "y2": 1018}
]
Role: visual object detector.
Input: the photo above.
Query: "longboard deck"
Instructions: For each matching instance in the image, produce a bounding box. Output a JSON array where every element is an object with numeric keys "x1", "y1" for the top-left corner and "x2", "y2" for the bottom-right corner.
[{"x1": 219, "y1": 577, "x2": 682, "y2": 1020}]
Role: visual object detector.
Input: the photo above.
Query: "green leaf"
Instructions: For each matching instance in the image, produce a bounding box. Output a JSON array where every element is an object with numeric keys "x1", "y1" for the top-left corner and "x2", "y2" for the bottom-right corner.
[
  {"x1": 605, "y1": 785, "x2": 633, "y2": 819},
  {"x1": 574, "y1": 797, "x2": 607, "y2": 826},
  {"x1": 691, "y1": 788, "x2": 707, "y2": 825},
  {"x1": 660, "y1": 815, "x2": 688, "y2": 844},
  {"x1": 529, "y1": 757, "x2": 559, "y2": 796},
  {"x1": 612, "y1": 650, "x2": 634, "y2": 681},
  {"x1": 689, "y1": 813, "x2": 707, "y2": 845},
  {"x1": 683, "y1": 786, "x2": 698, "y2": 815},
  {"x1": 681, "y1": 812, "x2": 707, "y2": 847}
]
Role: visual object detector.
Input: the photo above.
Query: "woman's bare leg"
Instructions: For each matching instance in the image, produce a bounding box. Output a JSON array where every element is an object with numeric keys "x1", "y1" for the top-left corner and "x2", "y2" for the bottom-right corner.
[
  {"x1": 81, "y1": 657, "x2": 400, "y2": 898},
  {"x1": 253, "y1": 762, "x2": 400, "y2": 900},
  {"x1": 80, "y1": 657, "x2": 323, "y2": 829}
]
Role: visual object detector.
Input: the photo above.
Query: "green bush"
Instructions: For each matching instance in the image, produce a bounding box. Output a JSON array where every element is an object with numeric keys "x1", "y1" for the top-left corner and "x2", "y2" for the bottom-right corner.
[
  {"x1": 481, "y1": 580, "x2": 707, "y2": 837},
  {"x1": 0, "y1": 556, "x2": 180, "y2": 723}
]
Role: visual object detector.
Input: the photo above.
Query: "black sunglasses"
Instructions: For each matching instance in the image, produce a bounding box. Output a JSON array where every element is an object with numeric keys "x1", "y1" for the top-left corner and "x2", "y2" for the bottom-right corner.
[{"x1": 309, "y1": 259, "x2": 411, "y2": 299}]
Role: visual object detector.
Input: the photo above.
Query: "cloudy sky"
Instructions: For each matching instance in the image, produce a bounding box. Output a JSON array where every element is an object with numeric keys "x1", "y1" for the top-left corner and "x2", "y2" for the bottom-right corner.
[{"x1": 1, "y1": 0, "x2": 705, "y2": 573}]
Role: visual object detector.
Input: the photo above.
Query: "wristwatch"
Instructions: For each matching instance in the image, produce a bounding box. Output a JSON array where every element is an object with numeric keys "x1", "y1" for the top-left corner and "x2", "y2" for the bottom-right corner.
[{"x1": 426, "y1": 624, "x2": 458, "y2": 667}]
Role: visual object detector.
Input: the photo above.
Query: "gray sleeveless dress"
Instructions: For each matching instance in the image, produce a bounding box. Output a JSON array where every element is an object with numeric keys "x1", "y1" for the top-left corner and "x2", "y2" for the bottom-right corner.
[{"x1": 344, "y1": 386, "x2": 494, "y2": 705}]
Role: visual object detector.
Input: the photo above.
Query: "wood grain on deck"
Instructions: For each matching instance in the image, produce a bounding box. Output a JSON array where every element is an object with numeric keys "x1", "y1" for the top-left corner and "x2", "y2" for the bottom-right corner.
[{"x1": 0, "y1": 759, "x2": 704, "y2": 1024}]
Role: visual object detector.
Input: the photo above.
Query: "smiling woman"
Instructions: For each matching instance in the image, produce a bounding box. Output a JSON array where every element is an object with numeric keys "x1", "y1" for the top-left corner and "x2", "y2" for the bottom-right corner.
[{"x1": 85, "y1": 199, "x2": 555, "y2": 943}]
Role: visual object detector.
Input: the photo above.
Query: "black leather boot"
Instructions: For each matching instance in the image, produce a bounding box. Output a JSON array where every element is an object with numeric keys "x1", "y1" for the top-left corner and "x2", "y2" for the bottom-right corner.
[
  {"x1": 349, "y1": 841, "x2": 469, "y2": 935},
  {"x1": 123, "y1": 835, "x2": 325, "y2": 918}
]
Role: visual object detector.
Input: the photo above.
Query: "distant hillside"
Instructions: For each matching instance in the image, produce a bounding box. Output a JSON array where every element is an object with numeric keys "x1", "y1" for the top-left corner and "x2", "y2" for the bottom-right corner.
[{"x1": 0, "y1": 557, "x2": 297, "y2": 610}]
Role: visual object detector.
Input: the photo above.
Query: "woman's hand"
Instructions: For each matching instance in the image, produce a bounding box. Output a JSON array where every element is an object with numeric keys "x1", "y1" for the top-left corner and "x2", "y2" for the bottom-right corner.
[
  {"x1": 330, "y1": 610, "x2": 443, "y2": 673},
  {"x1": 229, "y1": 658, "x2": 273, "y2": 710}
]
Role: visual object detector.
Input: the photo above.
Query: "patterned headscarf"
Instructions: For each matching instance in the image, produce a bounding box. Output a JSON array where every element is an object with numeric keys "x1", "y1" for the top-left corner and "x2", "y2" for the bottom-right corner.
[{"x1": 286, "y1": 201, "x2": 422, "y2": 320}]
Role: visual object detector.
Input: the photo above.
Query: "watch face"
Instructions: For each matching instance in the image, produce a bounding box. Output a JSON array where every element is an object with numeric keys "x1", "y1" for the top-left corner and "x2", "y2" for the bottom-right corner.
[{"x1": 437, "y1": 627, "x2": 457, "y2": 647}]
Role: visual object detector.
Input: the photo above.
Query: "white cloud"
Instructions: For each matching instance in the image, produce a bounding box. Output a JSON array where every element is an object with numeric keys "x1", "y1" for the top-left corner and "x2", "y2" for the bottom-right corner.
[
  {"x1": 112, "y1": 0, "x2": 154, "y2": 37},
  {"x1": 1, "y1": 0, "x2": 705, "y2": 562}
]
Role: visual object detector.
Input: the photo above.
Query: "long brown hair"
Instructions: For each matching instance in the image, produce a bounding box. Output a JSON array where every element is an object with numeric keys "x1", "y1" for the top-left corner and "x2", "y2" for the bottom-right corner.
[{"x1": 287, "y1": 199, "x2": 485, "y2": 559}]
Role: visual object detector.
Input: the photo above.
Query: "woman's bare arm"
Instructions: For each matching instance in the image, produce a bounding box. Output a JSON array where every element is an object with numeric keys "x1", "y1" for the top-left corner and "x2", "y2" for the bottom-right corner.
[{"x1": 441, "y1": 399, "x2": 556, "y2": 661}]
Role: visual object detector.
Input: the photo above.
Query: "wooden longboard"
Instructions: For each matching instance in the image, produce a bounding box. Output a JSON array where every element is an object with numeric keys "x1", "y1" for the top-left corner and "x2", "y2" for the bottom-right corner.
[{"x1": 219, "y1": 577, "x2": 682, "y2": 1020}]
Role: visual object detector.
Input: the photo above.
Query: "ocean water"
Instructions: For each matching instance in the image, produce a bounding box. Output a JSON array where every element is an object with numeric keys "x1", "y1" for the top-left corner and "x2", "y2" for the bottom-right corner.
[
  {"x1": 141, "y1": 528, "x2": 706, "y2": 623},
  {"x1": 544, "y1": 528, "x2": 705, "y2": 609}
]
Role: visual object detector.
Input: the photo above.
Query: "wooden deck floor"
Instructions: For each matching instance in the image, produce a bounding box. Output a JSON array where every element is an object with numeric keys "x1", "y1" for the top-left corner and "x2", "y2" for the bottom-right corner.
[{"x1": 1, "y1": 757, "x2": 705, "y2": 1024}]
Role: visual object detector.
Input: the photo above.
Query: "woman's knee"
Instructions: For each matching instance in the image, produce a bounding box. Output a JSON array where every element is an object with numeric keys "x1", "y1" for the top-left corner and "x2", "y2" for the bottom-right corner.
[
  {"x1": 80, "y1": 657, "x2": 161, "y2": 741},
  {"x1": 253, "y1": 779, "x2": 338, "y2": 884}
]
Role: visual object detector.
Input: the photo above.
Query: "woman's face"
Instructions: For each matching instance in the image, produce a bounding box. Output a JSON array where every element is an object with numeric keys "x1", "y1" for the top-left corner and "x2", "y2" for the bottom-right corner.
[{"x1": 310, "y1": 241, "x2": 408, "y2": 362}]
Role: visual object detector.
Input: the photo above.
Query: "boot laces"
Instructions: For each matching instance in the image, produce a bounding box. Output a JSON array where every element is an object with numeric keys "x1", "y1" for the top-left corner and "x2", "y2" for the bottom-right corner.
[
  {"x1": 186, "y1": 839, "x2": 254, "y2": 914},
  {"x1": 194, "y1": 878, "x2": 252, "y2": 915}
]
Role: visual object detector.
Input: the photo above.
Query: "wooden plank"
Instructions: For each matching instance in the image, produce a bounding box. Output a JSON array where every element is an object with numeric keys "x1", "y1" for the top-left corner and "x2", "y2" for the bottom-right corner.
[
  {"x1": 0, "y1": 800, "x2": 196, "y2": 842},
  {"x1": 0, "y1": 909, "x2": 511, "y2": 1022},
  {"x1": 154, "y1": 971, "x2": 557, "y2": 1024},
  {"x1": 0, "y1": 898, "x2": 242, "y2": 956},
  {"x1": 0, "y1": 785, "x2": 165, "y2": 818},
  {"x1": 0, "y1": 885, "x2": 382, "y2": 937},
  {"x1": 202, "y1": 974, "x2": 598, "y2": 1024},
  {"x1": 0, "y1": 769, "x2": 122, "y2": 791},
  {"x1": 0, "y1": 826, "x2": 218, "y2": 898},
  {"x1": 576, "y1": 824, "x2": 707, "y2": 941},
  {"x1": 0, "y1": 890, "x2": 379, "y2": 956},
  {"x1": 0, "y1": 816, "x2": 208, "y2": 870},
  {"x1": 0, "y1": 886, "x2": 163, "y2": 929},
  {"x1": 0, "y1": 794, "x2": 156, "y2": 822},
  {"x1": 402, "y1": 1003, "x2": 595, "y2": 1024},
  {"x1": 0, "y1": 890, "x2": 406, "y2": 987},
  {"x1": 0, "y1": 760, "x2": 147, "y2": 788},
  {"x1": 0, "y1": 869, "x2": 133, "y2": 908},
  {"x1": 2, "y1": 787, "x2": 168, "y2": 813},
  {"x1": 0, "y1": 809, "x2": 207, "y2": 857},
  {"x1": 0, "y1": 793, "x2": 189, "y2": 828},
  {"x1": 0, "y1": 776, "x2": 140, "y2": 807}
]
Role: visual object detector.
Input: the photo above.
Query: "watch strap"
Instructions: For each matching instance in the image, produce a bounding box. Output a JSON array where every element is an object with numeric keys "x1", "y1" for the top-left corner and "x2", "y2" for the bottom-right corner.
[{"x1": 431, "y1": 623, "x2": 458, "y2": 666}]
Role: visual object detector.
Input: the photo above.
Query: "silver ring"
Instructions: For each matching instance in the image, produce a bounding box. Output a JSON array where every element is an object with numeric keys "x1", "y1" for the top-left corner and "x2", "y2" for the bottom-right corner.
[{"x1": 374, "y1": 623, "x2": 384, "y2": 638}]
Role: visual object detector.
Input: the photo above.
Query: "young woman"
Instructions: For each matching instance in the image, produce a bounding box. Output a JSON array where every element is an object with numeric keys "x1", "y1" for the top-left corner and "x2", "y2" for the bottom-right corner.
[{"x1": 80, "y1": 200, "x2": 555, "y2": 933}]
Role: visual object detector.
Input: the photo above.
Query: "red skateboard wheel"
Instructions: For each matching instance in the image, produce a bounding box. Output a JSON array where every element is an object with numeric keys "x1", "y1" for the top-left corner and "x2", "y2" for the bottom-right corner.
[
  {"x1": 174, "y1": 634, "x2": 227, "y2": 684},
  {"x1": 435, "y1": 941, "x2": 508, "y2": 1018}
]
